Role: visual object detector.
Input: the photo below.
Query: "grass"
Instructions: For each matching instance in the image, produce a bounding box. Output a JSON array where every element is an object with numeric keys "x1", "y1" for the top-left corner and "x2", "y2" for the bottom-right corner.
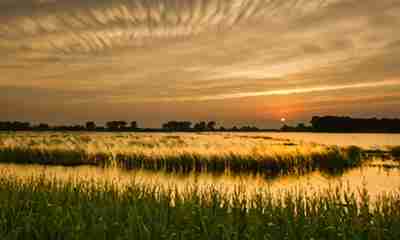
[
  {"x1": 0, "y1": 132, "x2": 364, "y2": 175},
  {"x1": 0, "y1": 132, "x2": 397, "y2": 239},
  {"x1": 0, "y1": 174, "x2": 399, "y2": 240}
]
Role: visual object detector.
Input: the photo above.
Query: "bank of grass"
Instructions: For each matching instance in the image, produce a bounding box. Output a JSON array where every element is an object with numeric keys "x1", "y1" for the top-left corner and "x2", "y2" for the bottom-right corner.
[
  {"x1": 0, "y1": 144, "x2": 364, "y2": 175},
  {"x1": 0, "y1": 174, "x2": 399, "y2": 240}
]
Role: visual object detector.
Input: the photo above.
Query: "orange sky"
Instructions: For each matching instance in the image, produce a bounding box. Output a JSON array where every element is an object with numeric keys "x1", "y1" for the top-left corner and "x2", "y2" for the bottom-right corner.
[{"x1": 1, "y1": 0, "x2": 400, "y2": 128}]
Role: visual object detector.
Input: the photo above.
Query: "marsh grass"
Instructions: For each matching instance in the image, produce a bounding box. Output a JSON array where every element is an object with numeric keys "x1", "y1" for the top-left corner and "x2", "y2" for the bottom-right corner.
[
  {"x1": 0, "y1": 133, "x2": 365, "y2": 175},
  {"x1": 0, "y1": 147, "x2": 364, "y2": 176},
  {"x1": 0, "y1": 174, "x2": 399, "y2": 240}
]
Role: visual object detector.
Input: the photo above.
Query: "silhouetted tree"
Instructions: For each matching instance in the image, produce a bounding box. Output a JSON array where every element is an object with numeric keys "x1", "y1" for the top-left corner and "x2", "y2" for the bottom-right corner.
[
  {"x1": 130, "y1": 121, "x2": 138, "y2": 130},
  {"x1": 106, "y1": 121, "x2": 127, "y2": 131},
  {"x1": 240, "y1": 126, "x2": 259, "y2": 131},
  {"x1": 0, "y1": 121, "x2": 31, "y2": 131},
  {"x1": 86, "y1": 121, "x2": 96, "y2": 131},
  {"x1": 207, "y1": 121, "x2": 216, "y2": 131},
  {"x1": 280, "y1": 124, "x2": 290, "y2": 132},
  {"x1": 37, "y1": 123, "x2": 50, "y2": 131},
  {"x1": 162, "y1": 121, "x2": 192, "y2": 131},
  {"x1": 119, "y1": 121, "x2": 127, "y2": 130},
  {"x1": 106, "y1": 121, "x2": 118, "y2": 130},
  {"x1": 280, "y1": 123, "x2": 311, "y2": 132},
  {"x1": 194, "y1": 121, "x2": 206, "y2": 131},
  {"x1": 310, "y1": 116, "x2": 400, "y2": 133}
]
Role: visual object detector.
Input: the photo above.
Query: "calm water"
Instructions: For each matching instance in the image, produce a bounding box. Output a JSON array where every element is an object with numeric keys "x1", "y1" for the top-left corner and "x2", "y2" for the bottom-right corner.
[
  {"x1": 238, "y1": 132, "x2": 400, "y2": 149},
  {"x1": 5, "y1": 131, "x2": 399, "y2": 149},
  {"x1": 1, "y1": 161, "x2": 399, "y2": 201}
]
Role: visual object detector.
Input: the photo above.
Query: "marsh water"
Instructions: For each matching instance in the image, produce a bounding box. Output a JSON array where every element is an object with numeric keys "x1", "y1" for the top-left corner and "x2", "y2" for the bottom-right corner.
[
  {"x1": 232, "y1": 132, "x2": 400, "y2": 149},
  {"x1": 1, "y1": 132, "x2": 399, "y2": 200},
  {"x1": 1, "y1": 160, "x2": 399, "y2": 201}
]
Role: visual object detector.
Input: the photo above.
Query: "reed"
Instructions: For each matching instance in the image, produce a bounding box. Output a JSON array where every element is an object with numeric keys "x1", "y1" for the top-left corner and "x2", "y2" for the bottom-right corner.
[
  {"x1": 0, "y1": 133, "x2": 365, "y2": 175},
  {"x1": 0, "y1": 174, "x2": 399, "y2": 240}
]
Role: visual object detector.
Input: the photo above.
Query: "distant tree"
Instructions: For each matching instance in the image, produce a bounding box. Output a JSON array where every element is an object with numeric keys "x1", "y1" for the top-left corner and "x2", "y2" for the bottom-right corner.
[
  {"x1": 106, "y1": 121, "x2": 118, "y2": 130},
  {"x1": 180, "y1": 121, "x2": 192, "y2": 131},
  {"x1": 162, "y1": 122, "x2": 170, "y2": 131},
  {"x1": 130, "y1": 121, "x2": 138, "y2": 130},
  {"x1": 72, "y1": 125, "x2": 85, "y2": 131},
  {"x1": 240, "y1": 126, "x2": 259, "y2": 131},
  {"x1": 106, "y1": 121, "x2": 127, "y2": 131},
  {"x1": 118, "y1": 121, "x2": 127, "y2": 129},
  {"x1": 297, "y1": 123, "x2": 306, "y2": 129},
  {"x1": 0, "y1": 121, "x2": 31, "y2": 131},
  {"x1": 162, "y1": 121, "x2": 192, "y2": 131},
  {"x1": 207, "y1": 121, "x2": 216, "y2": 131},
  {"x1": 0, "y1": 122, "x2": 8, "y2": 130},
  {"x1": 194, "y1": 121, "x2": 206, "y2": 131},
  {"x1": 37, "y1": 123, "x2": 50, "y2": 131},
  {"x1": 309, "y1": 116, "x2": 400, "y2": 132},
  {"x1": 86, "y1": 121, "x2": 96, "y2": 131}
]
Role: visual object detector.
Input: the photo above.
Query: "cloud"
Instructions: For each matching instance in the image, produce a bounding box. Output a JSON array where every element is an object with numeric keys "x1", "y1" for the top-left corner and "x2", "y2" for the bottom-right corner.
[
  {"x1": 205, "y1": 79, "x2": 400, "y2": 101},
  {"x1": 0, "y1": 0, "x2": 399, "y2": 126},
  {"x1": 0, "y1": 0, "x2": 338, "y2": 54}
]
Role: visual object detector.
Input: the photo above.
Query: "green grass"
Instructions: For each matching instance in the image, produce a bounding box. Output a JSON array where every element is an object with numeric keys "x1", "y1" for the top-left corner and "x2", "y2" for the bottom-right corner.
[{"x1": 0, "y1": 175, "x2": 399, "y2": 240}]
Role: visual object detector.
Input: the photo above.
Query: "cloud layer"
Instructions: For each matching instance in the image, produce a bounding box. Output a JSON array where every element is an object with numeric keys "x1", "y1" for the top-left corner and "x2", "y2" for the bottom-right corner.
[
  {"x1": 1, "y1": 0, "x2": 336, "y2": 53},
  {"x1": 1, "y1": 0, "x2": 399, "y2": 126}
]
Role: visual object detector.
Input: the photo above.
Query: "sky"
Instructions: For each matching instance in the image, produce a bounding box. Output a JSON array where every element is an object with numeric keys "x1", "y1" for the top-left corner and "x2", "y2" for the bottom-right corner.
[{"x1": 1, "y1": 0, "x2": 400, "y2": 128}]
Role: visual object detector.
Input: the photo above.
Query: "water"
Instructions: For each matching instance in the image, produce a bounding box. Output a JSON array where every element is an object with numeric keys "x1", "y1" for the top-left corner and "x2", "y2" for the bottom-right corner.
[
  {"x1": 230, "y1": 132, "x2": 400, "y2": 149},
  {"x1": 1, "y1": 161, "x2": 399, "y2": 201},
  {"x1": 3, "y1": 131, "x2": 399, "y2": 150}
]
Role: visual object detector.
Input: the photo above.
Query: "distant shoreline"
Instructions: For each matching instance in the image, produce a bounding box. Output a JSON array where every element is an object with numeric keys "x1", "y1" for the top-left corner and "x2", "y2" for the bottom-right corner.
[
  {"x1": 1, "y1": 116, "x2": 400, "y2": 133},
  {"x1": 1, "y1": 130, "x2": 400, "y2": 134}
]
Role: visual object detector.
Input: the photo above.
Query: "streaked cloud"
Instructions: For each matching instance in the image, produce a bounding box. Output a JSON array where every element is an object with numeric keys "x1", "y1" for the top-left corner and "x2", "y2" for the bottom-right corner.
[
  {"x1": 207, "y1": 79, "x2": 400, "y2": 100},
  {"x1": 1, "y1": 0, "x2": 399, "y2": 126}
]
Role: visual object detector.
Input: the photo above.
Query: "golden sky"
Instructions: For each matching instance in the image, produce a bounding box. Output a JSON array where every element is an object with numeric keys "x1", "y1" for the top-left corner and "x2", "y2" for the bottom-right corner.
[{"x1": 1, "y1": 0, "x2": 400, "y2": 127}]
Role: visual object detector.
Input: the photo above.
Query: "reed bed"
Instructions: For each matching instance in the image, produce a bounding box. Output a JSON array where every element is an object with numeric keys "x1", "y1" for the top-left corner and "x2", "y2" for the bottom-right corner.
[
  {"x1": 0, "y1": 132, "x2": 365, "y2": 175},
  {"x1": 0, "y1": 174, "x2": 399, "y2": 240}
]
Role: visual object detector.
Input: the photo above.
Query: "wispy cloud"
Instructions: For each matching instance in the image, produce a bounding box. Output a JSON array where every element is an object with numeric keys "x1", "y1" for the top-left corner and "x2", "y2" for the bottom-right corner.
[
  {"x1": 1, "y1": 0, "x2": 399, "y2": 126},
  {"x1": 0, "y1": 0, "x2": 335, "y2": 54},
  {"x1": 207, "y1": 79, "x2": 400, "y2": 100}
]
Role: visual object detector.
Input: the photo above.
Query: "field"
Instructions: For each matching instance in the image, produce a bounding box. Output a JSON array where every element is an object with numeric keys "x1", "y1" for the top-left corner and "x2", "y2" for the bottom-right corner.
[{"x1": 0, "y1": 132, "x2": 399, "y2": 239}]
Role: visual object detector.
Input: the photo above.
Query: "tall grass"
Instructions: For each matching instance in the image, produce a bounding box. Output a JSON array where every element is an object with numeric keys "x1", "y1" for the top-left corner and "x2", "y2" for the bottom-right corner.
[
  {"x1": 0, "y1": 132, "x2": 364, "y2": 175},
  {"x1": 0, "y1": 132, "x2": 365, "y2": 175},
  {"x1": 0, "y1": 174, "x2": 399, "y2": 240}
]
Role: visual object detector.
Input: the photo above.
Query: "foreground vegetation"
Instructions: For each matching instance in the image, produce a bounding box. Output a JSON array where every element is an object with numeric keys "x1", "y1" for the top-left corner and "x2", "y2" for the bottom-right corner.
[
  {"x1": 0, "y1": 132, "x2": 366, "y2": 175},
  {"x1": 0, "y1": 132, "x2": 399, "y2": 239},
  {"x1": 0, "y1": 174, "x2": 399, "y2": 240}
]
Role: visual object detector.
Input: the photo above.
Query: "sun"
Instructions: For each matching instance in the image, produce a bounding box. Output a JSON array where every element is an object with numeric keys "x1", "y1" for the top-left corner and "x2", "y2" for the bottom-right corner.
[{"x1": 280, "y1": 118, "x2": 286, "y2": 123}]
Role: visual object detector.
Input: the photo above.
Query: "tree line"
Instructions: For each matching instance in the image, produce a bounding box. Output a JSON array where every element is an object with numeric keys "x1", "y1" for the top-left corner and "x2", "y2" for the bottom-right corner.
[
  {"x1": 0, "y1": 121, "x2": 139, "y2": 132},
  {"x1": 281, "y1": 116, "x2": 400, "y2": 133},
  {"x1": 0, "y1": 120, "x2": 261, "y2": 132},
  {"x1": 2, "y1": 116, "x2": 398, "y2": 132}
]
